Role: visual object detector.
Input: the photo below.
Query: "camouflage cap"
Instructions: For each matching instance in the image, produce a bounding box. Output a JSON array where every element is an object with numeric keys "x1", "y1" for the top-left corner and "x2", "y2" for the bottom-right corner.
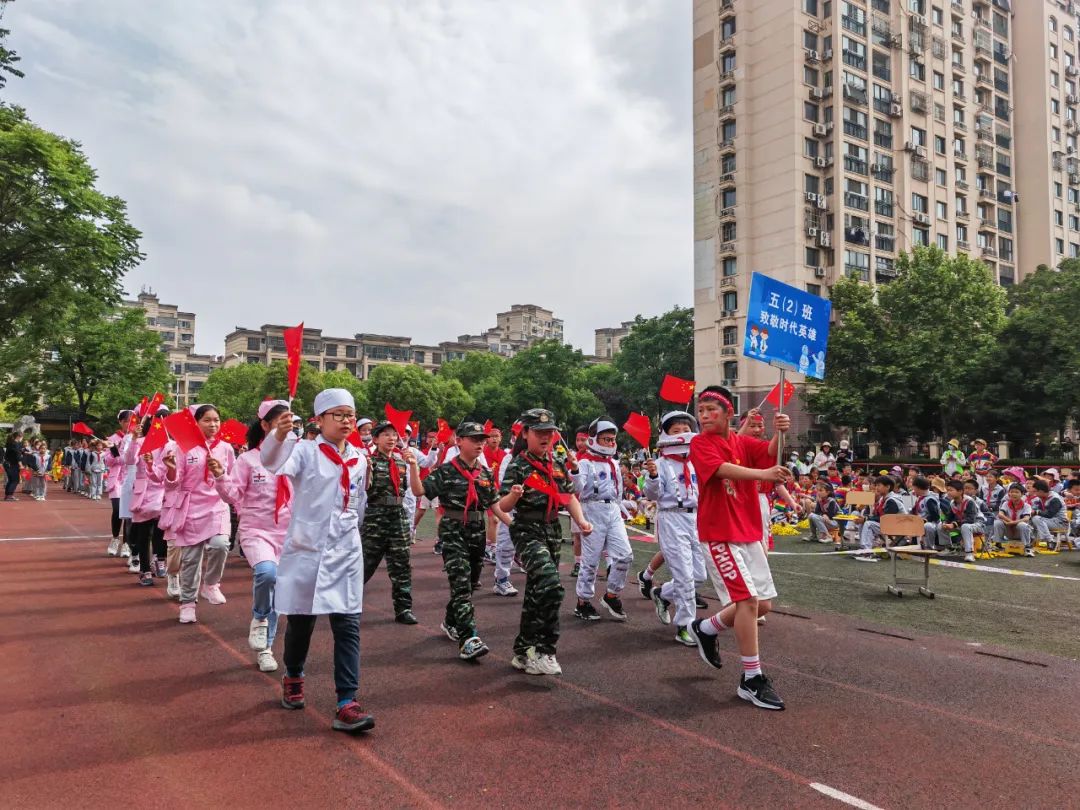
[
  {"x1": 519, "y1": 408, "x2": 559, "y2": 431},
  {"x1": 371, "y1": 420, "x2": 398, "y2": 437},
  {"x1": 456, "y1": 421, "x2": 490, "y2": 439}
]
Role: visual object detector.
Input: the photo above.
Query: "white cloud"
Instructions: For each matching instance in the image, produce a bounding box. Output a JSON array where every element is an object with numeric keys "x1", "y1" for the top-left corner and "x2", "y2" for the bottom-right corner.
[{"x1": 5, "y1": 0, "x2": 692, "y2": 354}]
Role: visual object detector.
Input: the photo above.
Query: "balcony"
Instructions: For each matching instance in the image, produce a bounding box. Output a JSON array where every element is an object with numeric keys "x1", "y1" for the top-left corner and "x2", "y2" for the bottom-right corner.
[
  {"x1": 954, "y1": 120, "x2": 967, "y2": 132},
  {"x1": 842, "y1": 84, "x2": 868, "y2": 106},
  {"x1": 875, "y1": 235, "x2": 896, "y2": 252},
  {"x1": 841, "y1": 15, "x2": 866, "y2": 36},
  {"x1": 845, "y1": 192, "x2": 870, "y2": 211},
  {"x1": 875, "y1": 200, "x2": 895, "y2": 216},
  {"x1": 975, "y1": 126, "x2": 993, "y2": 141},
  {"x1": 845, "y1": 265, "x2": 870, "y2": 281},
  {"x1": 872, "y1": 64, "x2": 891, "y2": 81},
  {"x1": 843, "y1": 51, "x2": 867, "y2": 71},
  {"x1": 843, "y1": 121, "x2": 868, "y2": 140},
  {"x1": 955, "y1": 150, "x2": 968, "y2": 162},
  {"x1": 845, "y1": 227, "x2": 870, "y2": 245},
  {"x1": 871, "y1": 164, "x2": 896, "y2": 183},
  {"x1": 874, "y1": 131, "x2": 894, "y2": 148},
  {"x1": 996, "y1": 132, "x2": 1011, "y2": 150},
  {"x1": 996, "y1": 162, "x2": 1011, "y2": 177},
  {"x1": 975, "y1": 72, "x2": 991, "y2": 88},
  {"x1": 844, "y1": 155, "x2": 869, "y2": 174}
]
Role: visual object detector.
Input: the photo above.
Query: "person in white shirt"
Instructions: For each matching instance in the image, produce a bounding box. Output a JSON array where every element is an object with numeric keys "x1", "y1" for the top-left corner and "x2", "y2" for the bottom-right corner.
[{"x1": 812, "y1": 441, "x2": 836, "y2": 473}]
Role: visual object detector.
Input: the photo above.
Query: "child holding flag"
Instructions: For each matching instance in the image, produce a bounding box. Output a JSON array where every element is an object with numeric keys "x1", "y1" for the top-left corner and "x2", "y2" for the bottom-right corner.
[{"x1": 260, "y1": 388, "x2": 374, "y2": 733}]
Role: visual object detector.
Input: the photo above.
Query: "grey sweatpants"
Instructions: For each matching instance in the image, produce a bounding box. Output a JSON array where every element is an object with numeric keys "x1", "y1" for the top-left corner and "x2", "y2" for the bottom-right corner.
[{"x1": 178, "y1": 534, "x2": 230, "y2": 604}]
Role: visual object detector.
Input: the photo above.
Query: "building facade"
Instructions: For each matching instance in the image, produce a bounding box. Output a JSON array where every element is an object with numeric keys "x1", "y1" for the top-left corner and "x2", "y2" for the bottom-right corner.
[
  {"x1": 693, "y1": 0, "x2": 1018, "y2": 430},
  {"x1": 121, "y1": 289, "x2": 221, "y2": 408},
  {"x1": 594, "y1": 321, "x2": 635, "y2": 358}
]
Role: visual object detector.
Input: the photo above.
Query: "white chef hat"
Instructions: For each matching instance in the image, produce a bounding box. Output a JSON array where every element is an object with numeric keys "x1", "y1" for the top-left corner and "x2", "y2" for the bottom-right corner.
[
  {"x1": 258, "y1": 399, "x2": 290, "y2": 420},
  {"x1": 356, "y1": 417, "x2": 373, "y2": 429},
  {"x1": 313, "y1": 388, "x2": 355, "y2": 416},
  {"x1": 188, "y1": 403, "x2": 208, "y2": 416}
]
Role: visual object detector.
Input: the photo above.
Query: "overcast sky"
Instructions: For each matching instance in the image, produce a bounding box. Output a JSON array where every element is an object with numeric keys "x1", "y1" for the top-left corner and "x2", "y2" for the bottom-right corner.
[{"x1": 5, "y1": 0, "x2": 692, "y2": 355}]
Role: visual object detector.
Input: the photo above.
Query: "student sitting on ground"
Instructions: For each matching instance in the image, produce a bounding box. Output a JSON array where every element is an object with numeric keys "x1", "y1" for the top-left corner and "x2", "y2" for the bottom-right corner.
[
  {"x1": 807, "y1": 481, "x2": 841, "y2": 547},
  {"x1": 1031, "y1": 479, "x2": 1069, "y2": 552},
  {"x1": 938, "y1": 479, "x2": 980, "y2": 562},
  {"x1": 911, "y1": 476, "x2": 940, "y2": 550},
  {"x1": 993, "y1": 483, "x2": 1034, "y2": 556},
  {"x1": 851, "y1": 475, "x2": 907, "y2": 563},
  {"x1": 963, "y1": 479, "x2": 993, "y2": 550}
]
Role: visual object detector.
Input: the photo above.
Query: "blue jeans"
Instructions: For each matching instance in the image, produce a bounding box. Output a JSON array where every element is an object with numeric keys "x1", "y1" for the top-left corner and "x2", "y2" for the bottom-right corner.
[
  {"x1": 252, "y1": 561, "x2": 278, "y2": 646},
  {"x1": 283, "y1": 613, "x2": 361, "y2": 703}
]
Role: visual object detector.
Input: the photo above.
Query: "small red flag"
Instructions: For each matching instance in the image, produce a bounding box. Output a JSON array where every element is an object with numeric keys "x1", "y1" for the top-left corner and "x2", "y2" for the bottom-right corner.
[
  {"x1": 72, "y1": 421, "x2": 95, "y2": 436},
  {"x1": 765, "y1": 380, "x2": 796, "y2": 408},
  {"x1": 510, "y1": 422, "x2": 523, "y2": 438},
  {"x1": 126, "y1": 410, "x2": 140, "y2": 433},
  {"x1": 659, "y1": 374, "x2": 696, "y2": 405},
  {"x1": 217, "y1": 418, "x2": 248, "y2": 447},
  {"x1": 283, "y1": 322, "x2": 304, "y2": 398},
  {"x1": 140, "y1": 417, "x2": 169, "y2": 455},
  {"x1": 134, "y1": 396, "x2": 149, "y2": 419},
  {"x1": 435, "y1": 418, "x2": 454, "y2": 444},
  {"x1": 140, "y1": 391, "x2": 165, "y2": 418},
  {"x1": 163, "y1": 409, "x2": 207, "y2": 454},
  {"x1": 408, "y1": 420, "x2": 420, "y2": 439},
  {"x1": 384, "y1": 403, "x2": 412, "y2": 439},
  {"x1": 345, "y1": 429, "x2": 365, "y2": 448},
  {"x1": 623, "y1": 412, "x2": 652, "y2": 448},
  {"x1": 483, "y1": 419, "x2": 494, "y2": 434}
]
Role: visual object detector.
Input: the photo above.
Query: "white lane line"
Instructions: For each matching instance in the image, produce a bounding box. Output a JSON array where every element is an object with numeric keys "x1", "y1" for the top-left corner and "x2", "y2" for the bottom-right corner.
[
  {"x1": 0, "y1": 534, "x2": 110, "y2": 543},
  {"x1": 810, "y1": 783, "x2": 885, "y2": 810}
]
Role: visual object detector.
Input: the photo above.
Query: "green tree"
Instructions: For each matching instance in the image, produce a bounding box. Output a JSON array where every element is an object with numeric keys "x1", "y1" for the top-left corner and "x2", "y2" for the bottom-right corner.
[
  {"x1": 0, "y1": 1, "x2": 25, "y2": 89},
  {"x1": 261, "y1": 360, "x2": 324, "y2": 418},
  {"x1": 363, "y1": 364, "x2": 475, "y2": 428},
  {"x1": 806, "y1": 247, "x2": 1006, "y2": 442},
  {"x1": 198, "y1": 363, "x2": 271, "y2": 423},
  {"x1": 438, "y1": 352, "x2": 506, "y2": 391},
  {"x1": 322, "y1": 369, "x2": 369, "y2": 417},
  {"x1": 499, "y1": 341, "x2": 601, "y2": 431},
  {"x1": 583, "y1": 362, "x2": 632, "y2": 428},
  {"x1": 0, "y1": 300, "x2": 172, "y2": 423},
  {"x1": 0, "y1": 105, "x2": 143, "y2": 343},
  {"x1": 612, "y1": 306, "x2": 694, "y2": 418}
]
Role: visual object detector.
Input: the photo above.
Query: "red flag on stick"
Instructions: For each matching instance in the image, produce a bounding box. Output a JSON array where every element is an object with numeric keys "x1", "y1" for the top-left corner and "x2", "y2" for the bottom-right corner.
[
  {"x1": 140, "y1": 417, "x2": 169, "y2": 455},
  {"x1": 142, "y1": 391, "x2": 165, "y2": 417},
  {"x1": 217, "y1": 419, "x2": 248, "y2": 447},
  {"x1": 435, "y1": 418, "x2": 454, "y2": 444},
  {"x1": 163, "y1": 409, "x2": 207, "y2": 454},
  {"x1": 764, "y1": 379, "x2": 796, "y2": 408},
  {"x1": 345, "y1": 430, "x2": 365, "y2": 448},
  {"x1": 623, "y1": 412, "x2": 652, "y2": 448},
  {"x1": 482, "y1": 419, "x2": 494, "y2": 434},
  {"x1": 72, "y1": 422, "x2": 95, "y2": 436},
  {"x1": 283, "y1": 322, "x2": 304, "y2": 398},
  {"x1": 384, "y1": 403, "x2": 412, "y2": 439},
  {"x1": 659, "y1": 374, "x2": 696, "y2": 405},
  {"x1": 134, "y1": 396, "x2": 149, "y2": 419}
]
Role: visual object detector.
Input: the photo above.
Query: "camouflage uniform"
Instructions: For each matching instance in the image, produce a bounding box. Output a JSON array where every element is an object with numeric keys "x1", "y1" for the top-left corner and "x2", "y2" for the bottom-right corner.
[
  {"x1": 499, "y1": 412, "x2": 574, "y2": 657},
  {"x1": 423, "y1": 427, "x2": 499, "y2": 644},
  {"x1": 362, "y1": 450, "x2": 412, "y2": 616}
]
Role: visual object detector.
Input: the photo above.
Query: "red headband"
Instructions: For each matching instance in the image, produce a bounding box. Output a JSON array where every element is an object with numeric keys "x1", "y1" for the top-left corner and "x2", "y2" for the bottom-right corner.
[{"x1": 699, "y1": 391, "x2": 734, "y2": 413}]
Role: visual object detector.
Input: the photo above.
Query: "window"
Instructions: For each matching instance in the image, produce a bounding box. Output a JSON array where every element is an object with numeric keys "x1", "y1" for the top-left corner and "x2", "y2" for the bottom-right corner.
[
  {"x1": 720, "y1": 17, "x2": 736, "y2": 40},
  {"x1": 413, "y1": 351, "x2": 425, "y2": 364},
  {"x1": 909, "y1": 126, "x2": 926, "y2": 146},
  {"x1": 1051, "y1": 43, "x2": 1059, "y2": 61},
  {"x1": 345, "y1": 344, "x2": 357, "y2": 358},
  {"x1": 805, "y1": 247, "x2": 822, "y2": 266},
  {"x1": 933, "y1": 71, "x2": 944, "y2": 91},
  {"x1": 805, "y1": 174, "x2": 820, "y2": 194},
  {"x1": 720, "y1": 52, "x2": 736, "y2": 73},
  {"x1": 936, "y1": 200, "x2": 947, "y2": 219},
  {"x1": 910, "y1": 60, "x2": 925, "y2": 82},
  {"x1": 872, "y1": 51, "x2": 890, "y2": 81},
  {"x1": 722, "y1": 361, "x2": 739, "y2": 383},
  {"x1": 803, "y1": 0, "x2": 818, "y2": 14},
  {"x1": 722, "y1": 291, "x2": 738, "y2": 311},
  {"x1": 807, "y1": 283, "x2": 822, "y2": 296},
  {"x1": 1057, "y1": 238, "x2": 1065, "y2": 254},
  {"x1": 722, "y1": 257, "x2": 737, "y2": 277},
  {"x1": 804, "y1": 31, "x2": 819, "y2": 51},
  {"x1": 844, "y1": 249, "x2": 870, "y2": 280},
  {"x1": 935, "y1": 135, "x2": 947, "y2": 155},
  {"x1": 842, "y1": 36, "x2": 866, "y2": 71},
  {"x1": 913, "y1": 227, "x2": 929, "y2": 245},
  {"x1": 804, "y1": 137, "x2": 820, "y2": 158},
  {"x1": 721, "y1": 153, "x2": 736, "y2": 173},
  {"x1": 912, "y1": 192, "x2": 929, "y2": 213},
  {"x1": 804, "y1": 66, "x2": 819, "y2": 85},
  {"x1": 1055, "y1": 210, "x2": 1064, "y2": 226},
  {"x1": 722, "y1": 326, "x2": 738, "y2": 346},
  {"x1": 956, "y1": 223, "x2": 968, "y2": 243},
  {"x1": 722, "y1": 85, "x2": 737, "y2": 106},
  {"x1": 1050, "y1": 16, "x2": 1058, "y2": 34},
  {"x1": 324, "y1": 361, "x2": 337, "y2": 371},
  {"x1": 246, "y1": 337, "x2": 261, "y2": 351},
  {"x1": 721, "y1": 120, "x2": 736, "y2": 141},
  {"x1": 931, "y1": 6, "x2": 943, "y2": 26},
  {"x1": 936, "y1": 233, "x2": 948, "y2": 250},
  {"x1": 324, "y1": 343, "x2": 337, "y2": 357},
  {"x1": 935, "y1": 168, "x2": 946, "y2": 185},
  {"x1": 720, "y1": 188, "x2": 737, "y2": 208}
]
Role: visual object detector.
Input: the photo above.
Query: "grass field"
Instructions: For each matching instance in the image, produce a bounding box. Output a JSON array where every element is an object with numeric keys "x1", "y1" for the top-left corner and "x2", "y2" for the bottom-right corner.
[{"x1": 411, "y1": 513, "x2": 1080, "y2": 661}]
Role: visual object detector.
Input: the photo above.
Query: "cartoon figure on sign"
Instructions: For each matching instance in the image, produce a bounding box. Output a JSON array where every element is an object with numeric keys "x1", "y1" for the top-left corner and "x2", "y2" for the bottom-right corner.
[
  {"x1": 798, "y1": 345, "x2": 810, "y2": 375},
  {"x1": 759, "y1": 327, "x2": 769, "y2": 355},
  {"x1": 813, "y1": 351, "x2": 826, "y2": 377},
  {"x1": 748, "y1": 324, "x2": 760, "y2": 355}
]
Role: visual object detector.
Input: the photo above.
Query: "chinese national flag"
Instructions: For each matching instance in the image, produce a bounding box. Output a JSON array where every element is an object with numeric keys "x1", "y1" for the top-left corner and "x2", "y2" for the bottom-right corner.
[
  {"x1": 483, "y1": 419, "x2": 494, "y2": 434},
  {"x1": 345, "y1": 429, "x2": 364, "y2": 448},
  {"x1": 765, "y1": 380, "x2": 796, "y2": 408},
  {"x1": 132, "y1": 396, "x2": 149, "y2": 423},
  {"x1": 623, "y1": 412, "x2": 652, "y2": 448},
  {"x1": 283, "y1": 322, "x2": 304, "y2": 398},
  {"x1": 217, "y1": 418, "x2": 248, "y2": 447},
  {"x1": 659, "y1": 374, "x2": 696, "y2": 405},
  {"x1": 408, "y1": 420, "x2": 420, "y2": 439},
  {"x1": 141, "y1": 391, "x2": 165, "y2": 418},
  {"x1": 72, "y1": 421, "x2": 95, "y2": 436},
  {"x1": 163, "y1": 409, "x2": 207, "y2": 454},
  {"x1": 140, "y1": 417, "x2": 169, "y2": 454},
  {"x1": 384, "y1": 403, "x2": 412, "y2": 439},
  {"x1": 435, "y1": 418, "x2": 454, "y2": 444}
]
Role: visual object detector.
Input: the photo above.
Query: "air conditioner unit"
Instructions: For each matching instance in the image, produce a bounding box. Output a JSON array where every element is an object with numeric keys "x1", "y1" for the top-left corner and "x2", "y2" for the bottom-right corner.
[
  {"x1": 915, "y1": 145, "x2": 927, "y2": 158},
  {"x1": 815, "y1": 156, "x2": 828, "y2": 168},
  {"x1": 817, "y1": 195, "x2": 827, "y2": 209},
  {"x1": 806, "y1": 49, "x2": 820, "y2": 62},
  {"x1": 805, "y1": 191, "x2": 819, "y2": 203},
  {"x1": 1071, "y1": 173, "x2": 1079, "y2": 185},
  {"x1": 914, "y1": 212, "x2": 930, "y2": 225},
  {"x1": 890, "y1": 33, "x2": 902, "y2": 48},
  {"x1": 905, "y1": 140, "x2": 918, "y2": 151},
  {"x1": 819, "y1": 232, "x2": 832, "y2": 247},
  {"x1": 810, "y1": 88, "x2": 824, "y2": 100},
  {"x1": 719, "y1": 310, "x2": 735, "y2": 318},
  {"x1": 720, "y1": 347, "x2": 737, "y2": 356},
  {"x1": 1068, "y1": 65, "x2": 1079, "y2": 77},
  {"x1": 890, "y1": 102, "x2": 903, "y2": 117},
  {"x1": 814, "y1": 266, "x2": 828, "y2": 278},
  {"x1": 807, "y1": 227, "x2": 819, "y2": 238},
  {"x1": 813, "y1": 123, "x2": 828, "y2": 136},
  {"x1": 823, "y1": 48, "x2": 833, "y2": 60}
]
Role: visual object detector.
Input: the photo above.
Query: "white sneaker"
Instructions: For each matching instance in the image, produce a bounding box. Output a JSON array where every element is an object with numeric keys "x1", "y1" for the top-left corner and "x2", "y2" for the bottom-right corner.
[
  {"x1": 537, "y1": 652, "x2": 562, "y2": 676},
  {"x1": 257, "y1": 649, "x2": 278, "y2": 672},
  {"x1": 1024, "y1": 548, "x2": 1036, "y2": 557},
  {"x1": 166, "y1": 575, "x2": 180, "y2": 598},
  {"x1": 492, "y1": 579, "x2": 518, "y2": 597},
  {"x1": 249, "y1": 618, "x2": 269, "y2": 651},
  {"x1": 200, "y1": 584, "x2": 227, "y2": 605},
  {"x1": 107, "y1": 537, "x2": 120, "y2": 556},
  {"x1": 120, "y1": 543, "x2": 131, "y2": 558},
  {"x1": 127, "y1": 558, "x2": 141, "y2": 574},
  {"x1": 964, "y1": 553, "x2": 976, "y2": 562},
  {"x1": 853, "y1": 554, "x2": 878, "y2": 563}
]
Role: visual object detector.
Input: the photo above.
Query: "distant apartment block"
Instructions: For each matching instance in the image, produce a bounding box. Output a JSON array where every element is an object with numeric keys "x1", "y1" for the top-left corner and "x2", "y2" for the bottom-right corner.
[{"x1": 594, "y1": 321, "x2": 635, "y2": 358}]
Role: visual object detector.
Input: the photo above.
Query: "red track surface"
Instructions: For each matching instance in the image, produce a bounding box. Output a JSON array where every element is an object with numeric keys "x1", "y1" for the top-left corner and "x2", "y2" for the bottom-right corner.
[{"x1": 2, "y1": 491, "x2": 1079, "y2": 809}]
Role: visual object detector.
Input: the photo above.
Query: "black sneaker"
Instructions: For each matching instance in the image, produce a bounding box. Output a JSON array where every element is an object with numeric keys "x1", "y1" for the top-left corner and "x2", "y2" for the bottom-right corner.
[
  {"x1": 737, "y1": 673, "x2": 785, "y2": 710},
  {"x1": 573, "y1": 601, "x2": 600, "y2": 621},
  {"x1": 395, "y1": 610, "x2": 418, "y2": 625},
  {"x1": 433, "y1": 541, "x2": 443, "y2": 555},
  {"x1": 687, "y1": 619, "x2": 723, "y2": 669},
  {"x1": 570, "y1": 562, "x2": 581, "y2": 577},
  {"x1": 637, "y1": 570, "x2": 652, "y2": 599},
  {"x1": 695, "y1": 593, "x2": 708, "y2": 609},
  {"x1": 601, "y1": 593, "x2": 627, "y2": 621}
]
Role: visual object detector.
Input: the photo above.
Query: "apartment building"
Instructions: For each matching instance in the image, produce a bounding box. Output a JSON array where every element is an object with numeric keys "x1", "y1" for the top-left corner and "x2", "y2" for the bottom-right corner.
[
  {"x1": 121, "y1": 289, "x2": 221, "y2": 408},
  {"x1": 693, "y1": 0, "x2": 1017, "y2": 429},
  {"x1": 594, "y1": 322, "x2": 635, "y2": 358},
  {"x1": 1015, "y1": 1, "x2": 1080, "y2": 271}
]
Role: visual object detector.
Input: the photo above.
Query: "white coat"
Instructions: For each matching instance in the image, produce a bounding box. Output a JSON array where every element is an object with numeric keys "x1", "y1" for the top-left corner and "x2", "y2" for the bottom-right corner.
[
  {"x1": 116, "y1": 433, "x2": 137, "y2": 520},
  {"x1": 261, "y1": 432, "x2": 368, "y2": 616}
]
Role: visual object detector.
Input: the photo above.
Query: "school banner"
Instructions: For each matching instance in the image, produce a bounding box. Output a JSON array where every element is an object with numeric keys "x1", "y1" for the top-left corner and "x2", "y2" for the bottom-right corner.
[{"x1": 743, "y1": 272, "x2": 831, "y2": 379}]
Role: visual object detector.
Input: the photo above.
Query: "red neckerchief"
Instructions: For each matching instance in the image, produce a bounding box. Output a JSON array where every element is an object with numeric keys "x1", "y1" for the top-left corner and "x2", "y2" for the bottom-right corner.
[
  {"x1": 1003, "y1": 499, "x2": 1024, "y2": 521},
  {"x1": 375, "y1": 450, "x2": 400, "y2": 497},
  {"x1": 660, "y1": 452, "x2": 692, "y2": 489},
  {"x1": 914, "y1": 494, "x2": 925, "y2": 515},
  {"x1": 274, "y1": 476, "x2": 291, "y2": 524},
  {"x1": 580, "y1": 451, "x2": 618, "y2": 489},
  {"x1": 450, "y1": 457, "x2": 482, "y2": 521},
  {"x1": 318, "y1": 442, "x2": 358, "y2": 511},
  {"x1": 874, "y1": 495, "x2": 886, "y2": 517},
  {"x1": 522, "y1": 452, "x2": 559, "y2": 519},
  {"x1": 950, "y1": 496, "x2": 967, "y2": 521}
]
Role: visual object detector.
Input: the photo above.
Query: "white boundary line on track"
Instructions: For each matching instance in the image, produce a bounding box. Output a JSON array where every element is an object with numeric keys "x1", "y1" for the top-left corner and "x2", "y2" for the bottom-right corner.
[
  {"x1": 810, "y1": 783, "x2": 885, "y2": 810},
  {"x1": 0, "y1": 534, "x2": 111, "y2": 543}
]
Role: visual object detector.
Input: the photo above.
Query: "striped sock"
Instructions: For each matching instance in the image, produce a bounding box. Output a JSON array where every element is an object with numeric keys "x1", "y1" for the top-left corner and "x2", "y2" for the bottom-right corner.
[
  {"x1": 698, "y1": 613, "x2": 727, "y2": 636},
  {"x1": 741, "y1": 655, "x2": 762, "y2": 679}
]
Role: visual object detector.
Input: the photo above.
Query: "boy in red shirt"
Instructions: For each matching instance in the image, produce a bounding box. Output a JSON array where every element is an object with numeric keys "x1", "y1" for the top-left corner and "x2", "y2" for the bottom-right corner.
[{"x1": 687, "y1": 385, "x2": 791, "y2": 710}]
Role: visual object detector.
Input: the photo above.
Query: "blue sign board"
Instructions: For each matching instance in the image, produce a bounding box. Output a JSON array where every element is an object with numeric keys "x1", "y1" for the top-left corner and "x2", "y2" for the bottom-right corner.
[{"x1": 743, "y1": 272, "x2": 831, "y2": 379}]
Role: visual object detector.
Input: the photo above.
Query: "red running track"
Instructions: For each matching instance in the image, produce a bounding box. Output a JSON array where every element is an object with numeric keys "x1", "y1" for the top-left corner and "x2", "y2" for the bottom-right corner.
[{"x1": 2, "y1": 491, "x2": 1079, "y2": 809}]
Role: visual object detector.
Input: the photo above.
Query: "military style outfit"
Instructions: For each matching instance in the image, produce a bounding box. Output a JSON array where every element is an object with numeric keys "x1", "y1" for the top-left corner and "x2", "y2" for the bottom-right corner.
[
  {"x1": 499, "y1": 410, "x2": 575, "y2": 662},
  {"x1": 422, "y1": 422, "x2": 499, "y2": 656},
  {"x1": 362, "y1": 433, "x2": 414, "y2": 622}
]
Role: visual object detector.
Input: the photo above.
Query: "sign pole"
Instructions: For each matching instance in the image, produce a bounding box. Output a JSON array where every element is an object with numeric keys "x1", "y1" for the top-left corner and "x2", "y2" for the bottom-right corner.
[{"x1": 775, "y1": 366, "x2": 786, "y2": 466}]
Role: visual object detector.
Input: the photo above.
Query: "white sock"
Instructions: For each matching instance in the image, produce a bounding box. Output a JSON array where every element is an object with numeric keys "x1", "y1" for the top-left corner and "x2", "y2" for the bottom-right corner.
[
  {"x1": 698, "y1": 614, "x2": 727, "y2": 636},
  {"x1": 741, "y1": 655, "x2": 762, "y2": 678},
  {"x1": 642, "y1": 568, "x2": 653, "y2": 581}
]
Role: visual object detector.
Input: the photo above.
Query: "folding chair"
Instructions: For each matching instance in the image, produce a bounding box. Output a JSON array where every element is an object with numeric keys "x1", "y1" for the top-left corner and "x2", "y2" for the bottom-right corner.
[
  {"x1": 879, "y1": 513, "x2": 938, "y2": 598},
  {"x1": 840, "y1": 490, "x2": 876, "y2": 548}
]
